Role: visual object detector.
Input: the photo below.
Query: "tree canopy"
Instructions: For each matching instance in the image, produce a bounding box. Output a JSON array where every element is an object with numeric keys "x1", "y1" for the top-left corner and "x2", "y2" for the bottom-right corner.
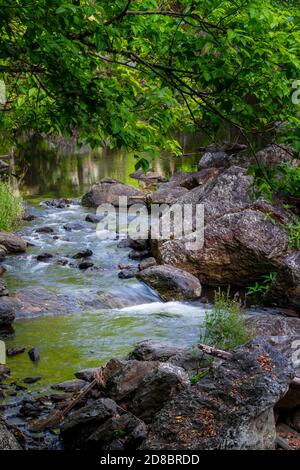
[{"x1": 1, "y1": 0, "x2": 300, "y2": 157}]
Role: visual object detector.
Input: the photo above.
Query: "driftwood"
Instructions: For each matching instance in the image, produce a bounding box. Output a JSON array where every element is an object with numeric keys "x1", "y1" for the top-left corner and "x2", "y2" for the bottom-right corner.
[
  {"x1": 30, "y1": 368, "x2": 105, "y2": 432},
  {"x1": 197, "y1": 342, "x2": 300, "y2": 388}
]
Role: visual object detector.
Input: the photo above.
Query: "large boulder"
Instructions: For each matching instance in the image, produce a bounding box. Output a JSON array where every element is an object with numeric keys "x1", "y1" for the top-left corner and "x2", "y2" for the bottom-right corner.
[
  {"x1": 198, "y1": 151, "x2": 232, "y2": 169},
  {"x1": 246, "y1": 310, "x2": 300, "y2": 338},
  {"x1": 0, "y1": 232, "x2": 27, "y2": 254},
  {"x1": 131, "y1": 363, "x2": 190, "y2": 421},
  {"x1": 141, "y1": 338, "x2": 294, "y2": 450},
  {"x1": 127, "y1": 339, "x2": 186, "y2": 362},
  {"x1": 0, "y1": 420, "x2": 22, "y2": 450},
  {"x1": 156, "y1": 210, "x2": 288, "y2": 286},
  {"x1": 82, "y1": 178, "x2": 144, "y2": 207},
  {"x1": 6, "y1": 287, "x2": 69, "y2": 318},
  {"x1": 264, "y1": 252, "x2": 300, "y2": 313},
  {"x1": 137, "y1": 265, "x2": 202, "y2": 301}
]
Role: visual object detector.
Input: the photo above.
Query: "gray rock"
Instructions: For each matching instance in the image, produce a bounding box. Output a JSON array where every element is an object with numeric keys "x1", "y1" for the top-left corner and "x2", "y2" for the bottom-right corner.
[
  {"x1": 87, "y1": 413, "x2": 147, "y2": 450},
  {"x1": 147, "y1": 187, "x2": 189, "y2": 205},
  {"x1": 72, "y1": 249, "x2": 93, "y2": 259},
  {"x1": 0, "y1": 279, "x2": 8, "y2": 297},
  {"x1": 168, "y1": 348, "x2": 211, "y2": 376},
  {"x1": 75, "y1": 368, "x2": 100, "y2": 382},
  {"x1": 157, "y1": 209, "x2": 288, "y2": 287},
  {"x1": 82, "y1": 178, "x2": 144, "y2": 207},
  {"x1": 128, "y1": 249, "x2": 149, "y2": 260},
  {"x1": 102, "y1": 358, "x2": 159, "y2": 402},
  {"x1": 246, "y1": 310, "x2": 300, "y2": 338},
  {"x1": 36, "y1": 253, "x2": 53, "y2": 262},
  {"x1": 35, "y1": 226, "x2": 54, "y2": 234},
  {"x1": 85, "y1": 214, "x2": 103, "y2": 223},
  {"x1": 127, "y1": 339, "x2": 186, "y2": 362},
  {"x1": 137, "y1": 265, "x2": 201, "y2": 301},
  {"x1": 0, "y1": 365, "x2": 10, "y2": 381},
  {"x1": 198, "y1": 151, "x2": 232, "y2": 169},
  {"x1": 131, "y1": 363, "x2": 190, "y2": 421},
  {"x1": 0, "y1": 420, "x2": 22, "y2": 450},
  {"x1": 61, "y1": 398, "x2": 117, "y2": 450},
  {"x1": 43, "y1": 198, "x2": 74, "y2": 209},
  {"x1": 7, "y1": 287, "x2": 68, "y2": 318},
  {"x1": 63, "y1": 222, "x2": 86, "y2": 232},
  {"x1": 0, "y1": 297, "x2": 15, "y2": 332},
  {"x1": 51, "y1": 379, "x2": 87, "y2": 392},
  {"x1": 141, "y1": 338, "x2": 294, "y2": 449},
  {"x1": 118, "y1": 267, "x2": 139, "y2": 279},
  {"x1": 0, "y1": 232, "x2": 27, "y2": 254},
  {"x1": 139, "y1": 257, "x2": 157, "y2": 271}
]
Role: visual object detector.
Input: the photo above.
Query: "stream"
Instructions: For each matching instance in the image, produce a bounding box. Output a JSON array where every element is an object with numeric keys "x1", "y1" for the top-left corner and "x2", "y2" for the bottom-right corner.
[{"x1": 2, "y1": 137, "x2": 208, "y2": 393}]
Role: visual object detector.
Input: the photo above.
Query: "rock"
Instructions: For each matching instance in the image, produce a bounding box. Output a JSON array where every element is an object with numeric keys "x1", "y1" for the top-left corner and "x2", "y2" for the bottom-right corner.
[
  {"x1": 142, "y1": 338, "x2": 294, "y2": 450},
  {"x1": 130, "y1": 169, "x2": 167, "y2": 183},
  {"x1": 118, "y1": 267, "x2": 139, "y2": 279},
  {"x1": 35, "y1": 226, "x2": 54, "y2": 234},
  {"x1": 131, "y1": 363, "x2": 190, "y2": 421},
  {"x1": 168, "y1": 348, "x2": 211, "y2": 376},
  {"x1": 137, "y1": 265, "x2": 202, "y2": 301},
  {"x1": 147, "y1": 187, "x2": 189, "y2": 205},
  {"x1": 8, "y1": 287, "x2": 68, "y2": 317},
  {"x1": 0, "y1": 420, "x2": 22, "y2": 450},
  {"x1": 139, "y1": 257, "x2": 157, "y2": 271},
  {"x1": 0, "y1": 232, "x2": 27, "y2": 253},
  {"x1": 82, "y1": 178, "x2": 144, "y2": 207},
  {"x1": 63, "y1": 222, "x2": 86, "y2": 232},
  {"x1": 198, "y1": 151, "x2": 232, "y2": 169},
  {"x1": 87, "y1": 413, "x2": 147, "y2": 450},
  {"x1": 85, "y1": 214, "x2": 103, "y2": 223},
  {"x1": 36, "y1": 253, "x2": 53, "y2": 262},
  {"x1": 51, "y1": 379, "x2": 87, "y2": 392},
  {"x1": 0, "y1": 279, "x2": 8, "y2": 297},
  {"x1": 127, "y1": 339, "x2": 186, "y2": 362},
  {"x1": 28, "y1": 347, "x2": 40, "y2": 363},
  {"x1": 157, "y1": 209, "x2": 288, "y2": 287},
  {"x1": 22, "y1": 213, "x2": 36, "y2": 222},
  {"x1": 72, "y1": 249, "x2": 93, "y2": 259},
  {"x1": 43, "y1": 198, "x2": 73, "y2": 209},
  {"x1": 0, "y1": 298, "x2": 15, "y2": 333},
  {"x1": 264, "y1": 252, "x2": 300, "y2": 313},
  {"x1": 128, "y1": 249, "x2": 149, "y2": 260},
  {"x1": 289, "y1": 408, "x2": 300, "y2": 432},
  {"x1": 78, "y1": 261, "x2": 94, "y2": 270},
  {"x1": 102, "y1": 358, "x2": 159, "y2": 402},
  {"x1": 246, "y1": 310, "x2": 300, "y2": 338},
  {"x1": 75, "y1": 368, "x2": 99, "y2": 382},
  {"x1": 255, "y1": 144, "x2": 293, "y2": 166},
  {"x1": 23, "y1": 376, "x2": 42, "y2": 384},
  {"x1": 61, "y1": 398, "x2": 117, "y2": 450},
  {"x1": 6, "y1": 346, "x2": 25, "y2": 357},
  {"x1": 0, "y1": 365, "x2": 10, "y2": 381},
  {"x1": 118, "y1": 237, "x2": 150, "y2": 252},
  {"x1": 162, "y1": 169, "x2": 220, "y2": 190}
]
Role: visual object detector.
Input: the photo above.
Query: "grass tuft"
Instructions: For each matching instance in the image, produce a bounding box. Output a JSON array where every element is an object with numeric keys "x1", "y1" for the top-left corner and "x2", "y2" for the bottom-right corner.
[{"x1": 0, "y1": 180, "x2": 23, "y2": 231}]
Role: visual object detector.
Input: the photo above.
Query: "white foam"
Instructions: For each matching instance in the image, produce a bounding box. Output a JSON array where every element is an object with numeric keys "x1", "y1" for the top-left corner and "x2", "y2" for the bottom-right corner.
[{"x1": 120, "y1": 301, "x2": 206, "y2": 317}]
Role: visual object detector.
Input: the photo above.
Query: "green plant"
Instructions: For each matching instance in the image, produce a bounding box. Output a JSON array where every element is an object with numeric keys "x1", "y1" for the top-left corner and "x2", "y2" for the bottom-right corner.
[
  {"x1": 0, "y1": 180, "x2": 23, "y2": 231},
  {"x1": 246, "y1": 272, "x2": 277, "y2": 299},
  {"x1": 200, "y1": 290, "x2": 251, "y2": 351},
  {"x1": 114, "y1": 429, "x2": 126, "y2": 439},
  {"x1": 287, "y1": 220, "x2": 300, "y2": 250},
  {"x1": 190, "y1": 369, "x2": 210, "y2": 385}
]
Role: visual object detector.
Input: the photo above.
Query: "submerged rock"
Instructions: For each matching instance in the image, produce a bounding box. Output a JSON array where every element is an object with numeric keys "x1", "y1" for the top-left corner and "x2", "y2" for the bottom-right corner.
[
  {"x1": 82, "y1": 178, "x2": 144, "y2": 207},
  {"x1": 35, "y1": 226, "x2": 54, "y2": 234},
  {"x1": 141, "y1": 338, "x2": 294, "y2": 450},
  {"x1": 0, "y1": 365, "x2": 10, "y2": 381},
  {"x1": 137, "y1": 265, "x2": 201, "y2": 301},
  {"x1": 36, "y1": 253, "x2": 54, "y2": 262},
  {"x1": 72, "y1": 249, "x2": 93, "y2": 259},
  {"x1": 28, "y1": 347, "x2": 40, "y2": 363}
]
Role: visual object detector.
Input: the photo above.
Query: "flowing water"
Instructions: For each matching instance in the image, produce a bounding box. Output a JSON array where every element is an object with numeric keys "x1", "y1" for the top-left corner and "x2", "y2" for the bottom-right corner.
[{"x1": 1, "y1": 137, "x2": 208, "y2": 393}]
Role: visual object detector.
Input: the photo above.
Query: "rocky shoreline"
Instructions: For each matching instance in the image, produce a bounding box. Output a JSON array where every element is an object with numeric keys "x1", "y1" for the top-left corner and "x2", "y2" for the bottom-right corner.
[{"x1": 0, "y1": 142, "x2": 299, "y2": 450}]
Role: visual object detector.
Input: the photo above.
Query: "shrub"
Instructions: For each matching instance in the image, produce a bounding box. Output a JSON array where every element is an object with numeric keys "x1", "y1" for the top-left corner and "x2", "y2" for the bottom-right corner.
[
  {"x1": 0, "y1": 180, "x2": 23, "y2": 231},
  {"x1": 200, "y1": 290, "x2": 251, "y2": 351}
]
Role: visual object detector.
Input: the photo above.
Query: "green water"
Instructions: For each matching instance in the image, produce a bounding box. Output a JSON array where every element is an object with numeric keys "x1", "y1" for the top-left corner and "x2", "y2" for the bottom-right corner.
[{"x1": 1, "y1": 136, "x2": 205, "y2": 391}]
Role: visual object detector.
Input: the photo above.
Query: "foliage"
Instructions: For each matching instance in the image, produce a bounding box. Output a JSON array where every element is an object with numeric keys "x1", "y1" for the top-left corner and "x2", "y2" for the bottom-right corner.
[
  {"x1": 248, "y1": 163, "x2": 300, "y2": 202},
  {"x1": 200, "y1": 290, "x2": 251, "y2": 351},
  {"x1": 287, "y1": 220, "x2": 300, "y2": 250},
  {"x1": 0, "y1": 0, "x2": 300, "y2": 156},
  {"x1": 246, "y1": 272, "x2": 277, "y2": 300},
  {"x1": 0, "y1": 180, "x2": 23, "y2": 231},
  {"x1": 190, "y1": 369, "x2": 209, "y2": 385}
]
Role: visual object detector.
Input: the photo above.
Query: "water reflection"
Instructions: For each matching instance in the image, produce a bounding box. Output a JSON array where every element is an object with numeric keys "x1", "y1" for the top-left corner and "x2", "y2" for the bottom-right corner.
[{"x1": 10, "y1": 134, "x2": 202, "y2": 200}]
